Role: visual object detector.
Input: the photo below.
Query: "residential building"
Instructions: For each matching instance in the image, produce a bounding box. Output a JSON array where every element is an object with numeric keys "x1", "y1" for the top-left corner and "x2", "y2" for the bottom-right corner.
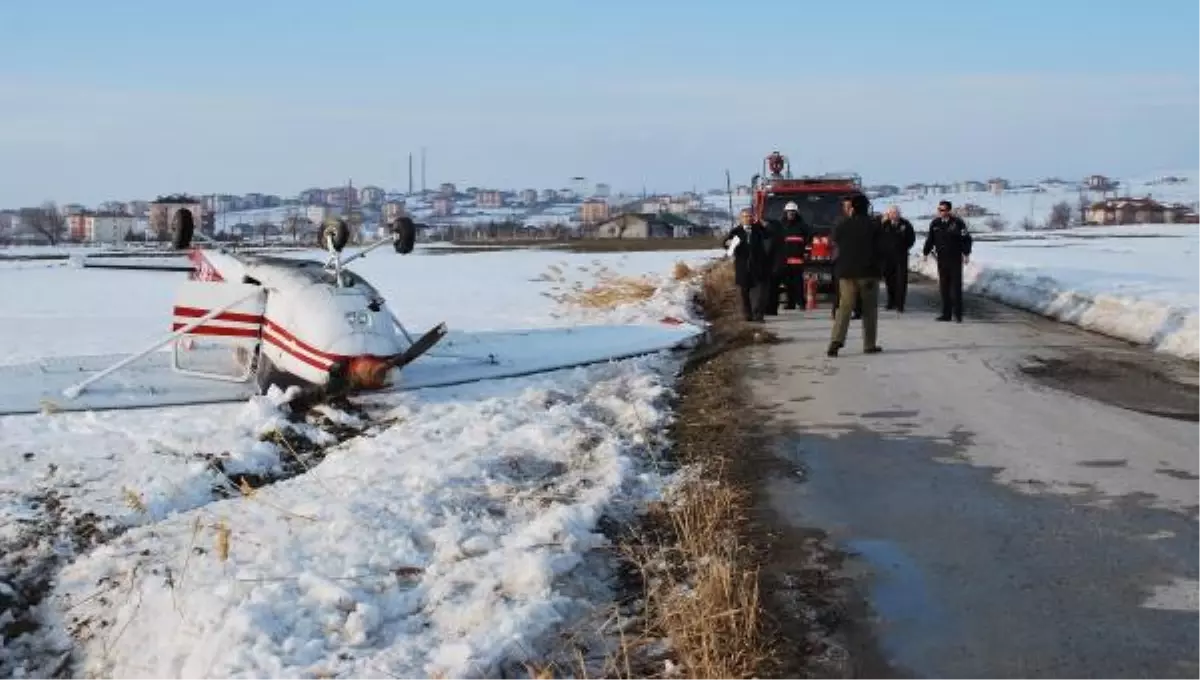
[
  {"x1": 1086, "y1": 198, "x2": 1197, "y2": 225},
  {"x1": 540, "y1": 189, "x2": 558, "y2": 203},
  {"x1": 148, "y1": 194, "x2": 205, "y2": 240},
  {"x1": 299, "y1": 188, "x2": 326, "y2": 205},
  {"x1": 519, "y1": 189, "x2": 539, "y2": 205},
  {"x1": 593, "y1": 212, "x2": 699, "y2": 239},
  {"x1": 432, "y1": 197, "x2": 454, "y2": 216},
  {"x1": 438, "y1": 183, "x2": 456, "y2": 197},
  {"x1": 955, "y1": 181, "x2": 986, "y2": 193},
  {"x1": 125, "y1": 200, "x2": 150, "y2": 217},
  {"x1": 593, "y1": 183, "x2": 611, "y2": 198},
  {"x1": 1086, "y1": 174, "x2": 1118, "y2": 192},
  {"x1": 68, "y1": 211, "x2": 136, "y2": 243},
  {"x1": 383, "y1": 201, "x2": 407, "y2": 222},
  {"x1": 359, "y1": 186, "x2": 386, "y2": 206},
  {"x1": 579, "y1": 199, "x2": 610, "y2": 225},
  {"x1": 62, "y1": 203, "x2": 87, "y2": 215},
  {"x1": 987, "y1": 178, "x2": 1010, "y2": 194},
  {"x1": 476, "y1": 190, "x2": 504, "y2": 208}
]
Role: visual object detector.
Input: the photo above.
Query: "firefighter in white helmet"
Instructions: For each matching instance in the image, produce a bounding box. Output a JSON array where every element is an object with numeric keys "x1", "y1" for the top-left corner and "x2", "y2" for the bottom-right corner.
[{"x1": 768, "y1": 200, "x2": 811, "y2": 311}]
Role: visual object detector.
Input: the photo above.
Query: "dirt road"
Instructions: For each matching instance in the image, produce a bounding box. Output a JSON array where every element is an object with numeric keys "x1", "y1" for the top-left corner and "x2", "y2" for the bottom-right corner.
[{"x1": 743, "y1": 279, "x2": 1198, "y2": 678}]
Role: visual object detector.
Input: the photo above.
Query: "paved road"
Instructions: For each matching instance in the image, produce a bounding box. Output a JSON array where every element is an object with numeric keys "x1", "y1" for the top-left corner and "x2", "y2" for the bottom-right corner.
[{"x1": 744, "y1": 279, "x2": 1198, "y2": 678}]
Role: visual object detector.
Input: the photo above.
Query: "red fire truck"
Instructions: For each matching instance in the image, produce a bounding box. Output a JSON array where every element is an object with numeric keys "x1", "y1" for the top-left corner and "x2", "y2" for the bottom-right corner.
[{"x1": 750, "y1": 150, "x2": 867, "y2": 304}]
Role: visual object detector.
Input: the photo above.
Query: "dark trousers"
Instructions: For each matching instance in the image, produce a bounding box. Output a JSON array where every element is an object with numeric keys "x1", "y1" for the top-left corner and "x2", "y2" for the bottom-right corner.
[
  {"x1": 740, "y1": 282, "x2": 771, "y2": 322},
  {"x1": 937, "y1": 258, "x2": 964, "y2": 320},
  {"x1": 831, "y1": 278, "x2": 879, "y2": 349},
  {"x1": 770, "y1": 270, "x2": 804, "y2": 310},
  {"x1": 883, "y1": 257, "x2": 909, "y2": 311}
]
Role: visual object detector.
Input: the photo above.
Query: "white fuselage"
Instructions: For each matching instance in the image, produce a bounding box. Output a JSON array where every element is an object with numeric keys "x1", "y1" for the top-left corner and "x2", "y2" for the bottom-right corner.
[{"x1": 196, "y1": 251, "x2": 405, "y2": 386}]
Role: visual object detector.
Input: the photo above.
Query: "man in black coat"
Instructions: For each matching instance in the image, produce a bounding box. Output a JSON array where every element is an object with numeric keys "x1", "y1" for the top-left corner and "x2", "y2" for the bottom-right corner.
[
  {"x1": 879, "y1": 206, "x2": 916, "y2": 311},
  {"x1": 724, "y1": 209, "x2": 775, "y2": 322},
  {"x1": 828, "y1": 194, "x2": 883, "y2": 356},
  {"x1": 922, "y1": 200, "x2": 973, "y2": 322}
]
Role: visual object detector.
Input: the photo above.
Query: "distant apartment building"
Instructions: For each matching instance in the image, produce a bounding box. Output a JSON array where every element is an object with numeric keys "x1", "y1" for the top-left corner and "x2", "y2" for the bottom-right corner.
[
  {"x1": 1086, "y1": 174, "x2": 1119, "y2": 193},
  {"x1": 540, "y1": 189, "x2": 558, "y2": 203},
  {"x1": 298, "y1": 188, "x2": 326, "y2": 205},
  {"x1": 593, "y1": 183, "x2": 611, "y2": 198},
  {"x1": 476, "y1": 190, "x2": 504, "y2": 208},
  {"x1": 359, "y1": 186, "x2": 386, "y2": 206},
  {"x1": 519, "y1": 189, "x2": 539, "y2": 204},
  {"x1": 149, "y1": 195, "x2": 205, "y2": 240},
  {"x1": 956, "y1": 181, "x2": 986, "y2": 193},
  {"x1": 987, "y1": 178, "x2": 1010, "y2": 194},
  {"x1": 305, "y1": 205, "x2": 331, "y2": 224},
  {"x1": 324, "y1": 185, "x2": 357, "y2": 208},
  {"x1": 579, "y1": 199, "x2": 610, "y2": 224},
  {"x1": 125, "y1": 200, "x2": 150, "y2": 217},
  {"x1": 734, "y1": 185, "x2": 751, "y2": 196},
  {"x1": 97, "y1": 201, "x2": 127, "y2": 214},
  {"x1": 62, "y1": 203, "x2": 87, "y2": 215},
  {"x1": 68, "y1": 211, "x2": 135, "y2": 243},
  {"x1": 438, "y1": 183, "x2": 456, "y2": 198},
  {"x1": 432, "y1": 197, "x2": 454, "y2": 217},
  {"x1": 383, "y1": 201, "x2": 407, "y2": 222}
]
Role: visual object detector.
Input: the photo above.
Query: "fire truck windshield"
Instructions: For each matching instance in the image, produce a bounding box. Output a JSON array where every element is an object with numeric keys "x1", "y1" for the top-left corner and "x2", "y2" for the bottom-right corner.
[{"x1": 763, "y1": 193, "x2": 846, "y2": 230}]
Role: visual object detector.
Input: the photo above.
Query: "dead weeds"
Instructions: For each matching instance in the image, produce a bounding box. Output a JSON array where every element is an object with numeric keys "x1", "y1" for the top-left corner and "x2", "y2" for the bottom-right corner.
[{"x1": 600, "y1": 258, "x2": 785, "y2": 679}]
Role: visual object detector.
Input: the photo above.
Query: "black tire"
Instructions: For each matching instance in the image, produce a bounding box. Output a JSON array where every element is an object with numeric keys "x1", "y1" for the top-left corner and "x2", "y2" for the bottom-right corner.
[
  {"x1": 392, "y1": 217, "x2": 416, "y2": 254},
  {"x1": 321, "y1": 220, "x2": 350, "y2": 252},
  {"x1": 172, "y1": 210, "x2": 195, "y2": 249}
]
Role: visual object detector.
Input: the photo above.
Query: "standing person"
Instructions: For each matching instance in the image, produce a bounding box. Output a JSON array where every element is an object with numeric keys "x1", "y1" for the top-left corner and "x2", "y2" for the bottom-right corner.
[
  {"x1": 772, "y1": 201, "x2": 810, "y2": 310},
  {"x1": 922, "y1": 200, "x2": 973, "y2": 322},
  {"x1": 724, "y1": 209, "x2": 774, "y2": 322},
  {"x1": 827, "y1": 194, "x2": 883, "y2": 357},
  {"x1": 879, "y1": 206, "x2": 916, "y2": 311}
]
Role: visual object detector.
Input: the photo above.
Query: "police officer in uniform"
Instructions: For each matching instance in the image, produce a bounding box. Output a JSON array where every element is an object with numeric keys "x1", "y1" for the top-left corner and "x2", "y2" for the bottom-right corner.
[{"x1": 922, "y1": 200, "x2": 973, "y2": 322}]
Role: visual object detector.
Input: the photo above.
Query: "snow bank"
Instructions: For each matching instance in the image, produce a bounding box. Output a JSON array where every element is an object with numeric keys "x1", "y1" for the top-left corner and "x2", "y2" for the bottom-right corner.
[
  {"x1": 910, "y1": 225, "x2": 1199, "y2": 360},
  {"x1": 53, "y1": 357, "x2": 680, "y2": 678}
]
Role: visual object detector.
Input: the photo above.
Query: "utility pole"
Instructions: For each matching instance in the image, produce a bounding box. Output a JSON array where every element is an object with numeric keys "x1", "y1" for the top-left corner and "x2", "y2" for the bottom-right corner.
[
  {"x1": 408, "y1": 153, "x2": 413, "y2": 195},
  {"x1": 421, "y1": 147, "x2": 427, "y2": 194}
]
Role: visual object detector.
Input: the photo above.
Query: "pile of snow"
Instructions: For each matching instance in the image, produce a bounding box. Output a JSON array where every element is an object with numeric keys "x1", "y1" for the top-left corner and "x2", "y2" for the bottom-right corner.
[
  {"x1": 0, "y1": 248, "x2": 719, "y2": 678},
  {"x1": 910, "y1": 224, "x2": 1199, "y2": 360}
]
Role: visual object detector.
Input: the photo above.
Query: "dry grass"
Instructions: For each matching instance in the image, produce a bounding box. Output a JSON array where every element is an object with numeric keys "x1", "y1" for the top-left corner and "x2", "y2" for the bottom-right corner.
[
  {"x1": 602, "y1": 258, "x2": 777, "y2": 679},
  {"x1": 542, "y1": 260, "x2": 700, "y2": 311}
]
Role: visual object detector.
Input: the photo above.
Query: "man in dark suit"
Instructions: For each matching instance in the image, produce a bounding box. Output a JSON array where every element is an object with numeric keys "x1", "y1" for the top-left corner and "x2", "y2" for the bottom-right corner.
[
  {"x1": 724, "y1": 209, "x2": 775, "y2": 322},
  {"x1": 879, "y1": 206, "x2": 916, "y2": 311}
]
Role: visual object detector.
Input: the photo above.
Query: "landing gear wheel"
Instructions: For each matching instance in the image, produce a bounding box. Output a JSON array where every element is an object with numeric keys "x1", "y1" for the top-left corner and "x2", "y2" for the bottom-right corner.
[
  {"x1": 172, "y1": 212, "x2": 195, "y2": 250},
  {"x1": 392, "y1": 217, "x2": 416, "y2": 254},
  {"x1": 321, "y1": 220, "x2": 350, "y2": 252}
]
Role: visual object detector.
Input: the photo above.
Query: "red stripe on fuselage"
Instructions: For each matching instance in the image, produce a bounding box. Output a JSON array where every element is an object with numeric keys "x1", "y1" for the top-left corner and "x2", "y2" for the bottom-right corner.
[{"x1": 173, "y1": 306, "x2": 263, "y2": 325}]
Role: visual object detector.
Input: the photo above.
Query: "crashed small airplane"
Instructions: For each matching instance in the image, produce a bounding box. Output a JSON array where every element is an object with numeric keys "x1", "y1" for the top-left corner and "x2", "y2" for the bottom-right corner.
[{"x1": 0, "y1": 213, "x2": 701, "y2": 415}]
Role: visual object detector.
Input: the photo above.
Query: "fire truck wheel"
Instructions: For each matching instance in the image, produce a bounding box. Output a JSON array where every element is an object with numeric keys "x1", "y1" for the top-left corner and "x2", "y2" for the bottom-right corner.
[
  {"x1": 321, "y1": 220, "x2": 350, "y2": 252},
  {"x1": 392, "y1": 217, "x2": 416, "y2": 254}
]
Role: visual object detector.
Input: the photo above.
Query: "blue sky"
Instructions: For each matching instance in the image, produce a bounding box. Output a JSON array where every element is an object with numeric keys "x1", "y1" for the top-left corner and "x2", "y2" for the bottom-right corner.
[{"x1": 1, "y1": 0, "x2": 1196, "y2": 206}]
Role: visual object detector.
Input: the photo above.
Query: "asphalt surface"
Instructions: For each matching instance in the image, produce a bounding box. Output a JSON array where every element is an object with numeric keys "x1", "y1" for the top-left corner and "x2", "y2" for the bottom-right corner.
[{"x1": 743, "y1": 279, "x2": 1199, "y2": 678}]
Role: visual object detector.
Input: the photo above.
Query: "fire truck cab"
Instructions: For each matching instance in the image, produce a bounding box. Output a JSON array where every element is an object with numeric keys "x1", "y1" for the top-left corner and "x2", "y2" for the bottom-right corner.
[{"x1": 751, "y1": 150, "x2": 868, "y2": 299}]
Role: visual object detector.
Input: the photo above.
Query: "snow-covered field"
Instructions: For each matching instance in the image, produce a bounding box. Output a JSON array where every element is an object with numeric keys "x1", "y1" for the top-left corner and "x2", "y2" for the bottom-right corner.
[
  {"x1": 911, "y1": 224, "x2": 1199, "y2": 360},
  {"x1": 0, "y1": 247, "x2": 719, "y2": 678}
]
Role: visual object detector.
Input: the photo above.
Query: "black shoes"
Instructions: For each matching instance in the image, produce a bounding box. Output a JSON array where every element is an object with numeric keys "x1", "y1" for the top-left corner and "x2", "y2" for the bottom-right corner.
[
  {"x1": 827, "y1": 341, "x2": 842, "y2": 357},
  {"x1": 865, "y1": 346, "x2": 883, "y2": 354},
  {"x1": 936, "y1": 315, "x2": 951, "y2": 322}
]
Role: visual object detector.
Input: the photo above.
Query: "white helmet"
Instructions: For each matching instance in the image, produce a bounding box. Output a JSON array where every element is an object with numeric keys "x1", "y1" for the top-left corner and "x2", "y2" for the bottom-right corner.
[{"x1": 784, "y1": 201, "x2": 799, "y2": 212}]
